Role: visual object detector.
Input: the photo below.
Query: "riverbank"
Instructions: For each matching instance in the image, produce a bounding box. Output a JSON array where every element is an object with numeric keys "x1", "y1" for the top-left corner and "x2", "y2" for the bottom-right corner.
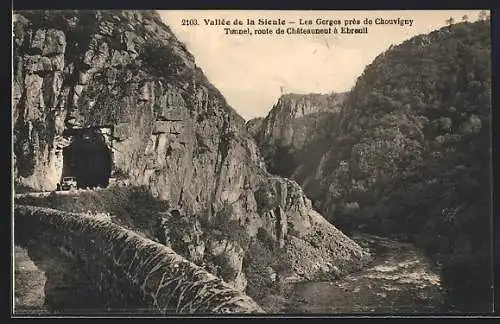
[{"x1": 259, "y1": 233, "x2": 446, "y2": 313}]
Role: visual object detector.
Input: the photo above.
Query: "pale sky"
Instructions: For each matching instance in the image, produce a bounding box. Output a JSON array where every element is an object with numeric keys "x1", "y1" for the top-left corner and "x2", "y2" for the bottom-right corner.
[{"x1": 159, "y1": 10, "x2": 485, "y2": 120}]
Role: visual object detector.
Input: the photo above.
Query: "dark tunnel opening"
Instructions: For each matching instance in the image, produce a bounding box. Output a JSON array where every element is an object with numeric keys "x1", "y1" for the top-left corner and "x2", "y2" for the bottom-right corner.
[{"x1": 62, "y1": 128, "x2": 113, "y2": 189}]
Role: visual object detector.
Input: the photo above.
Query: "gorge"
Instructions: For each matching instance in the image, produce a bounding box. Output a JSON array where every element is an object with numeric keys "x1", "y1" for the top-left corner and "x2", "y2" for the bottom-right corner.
[
  {"x1": 12, "y1": 10, "x2": 492, "y2": 315},
  {"x1": 248, "y1": 19, "x2": 492, "y2": 313}
]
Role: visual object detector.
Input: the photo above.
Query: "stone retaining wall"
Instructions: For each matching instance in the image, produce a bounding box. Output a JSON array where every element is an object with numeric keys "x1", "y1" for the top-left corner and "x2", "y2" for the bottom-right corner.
[{"x1": 14, "y1": 205, "x2": 264, "y2": 314}]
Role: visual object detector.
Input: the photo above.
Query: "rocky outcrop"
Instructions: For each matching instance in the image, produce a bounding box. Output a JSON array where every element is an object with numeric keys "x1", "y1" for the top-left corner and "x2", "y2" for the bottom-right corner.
[
  {"x1": 253, "y1": 93, "x2": 345, "y2": 179},
  {"x1": 257, "y1": 93, "x2": 345, "y2": 150},
  {"x1": 255, "y1": 177, "x2": 370, "y2": 280},
  {"x1": 245, "y1": 117, "x2": 263, "y2": 138},
  {"x1": 13, "y1": 10, "x2": 368, "y2": 296}
]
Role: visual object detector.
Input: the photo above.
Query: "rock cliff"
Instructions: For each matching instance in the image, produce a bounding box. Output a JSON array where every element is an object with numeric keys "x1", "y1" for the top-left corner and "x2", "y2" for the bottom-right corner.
[
  {"x1": 13, "y1": 10, "x2": 369, "y2": 300},
  {"x1": 245, "y1": 117, "x2": 263, "y2": 138},
  {"x1": 251, "y1": 93, "x2": 345, "y2": 182}
]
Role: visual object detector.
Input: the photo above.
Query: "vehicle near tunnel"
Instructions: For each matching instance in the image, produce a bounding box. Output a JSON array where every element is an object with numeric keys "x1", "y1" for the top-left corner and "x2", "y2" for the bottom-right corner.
[
  {"x1": 57, "y1": 177, "x2": 78, "y2": 191},
  {"x1": 61, "y1": 128, "x2": 113, "y2": 190}
]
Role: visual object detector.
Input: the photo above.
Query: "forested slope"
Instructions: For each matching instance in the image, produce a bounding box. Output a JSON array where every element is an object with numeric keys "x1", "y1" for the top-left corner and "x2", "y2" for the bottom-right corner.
[{"x1": 302, "y1": 21, "x2": 492, "y2": 312}]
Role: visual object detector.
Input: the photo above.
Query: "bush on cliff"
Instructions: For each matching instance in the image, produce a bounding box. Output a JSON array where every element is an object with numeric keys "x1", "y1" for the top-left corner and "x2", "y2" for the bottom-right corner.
[
  {"x1": 254, "y1": 182, "x2": 280, "y2": 215},
  {"x1": 243, "y1": 228, "x2": 289, "y2": 301},
  {"x1": 138, "y1": 41, "x2": 188, "y2": 83}
]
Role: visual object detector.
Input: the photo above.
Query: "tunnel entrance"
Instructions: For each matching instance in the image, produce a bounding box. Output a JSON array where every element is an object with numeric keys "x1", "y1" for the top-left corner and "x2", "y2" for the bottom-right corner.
[{"x1": 62, "y1": 127, "x2": 113, "y2": 189}]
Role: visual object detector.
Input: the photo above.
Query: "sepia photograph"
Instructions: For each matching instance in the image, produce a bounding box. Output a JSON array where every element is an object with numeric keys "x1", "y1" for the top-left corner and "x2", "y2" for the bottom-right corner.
[{"x1": 11, "y1": 9, "x2": 493, "y2": 316}]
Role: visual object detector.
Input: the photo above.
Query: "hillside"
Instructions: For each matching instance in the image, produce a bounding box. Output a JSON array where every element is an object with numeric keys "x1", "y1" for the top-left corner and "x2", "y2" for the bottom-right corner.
[
  {"x1": 12, "y1": 10, "x2": 369, "y2": 307},
  {"x1": 301, "y1": 21, "x2": 492, "y2": 312}
]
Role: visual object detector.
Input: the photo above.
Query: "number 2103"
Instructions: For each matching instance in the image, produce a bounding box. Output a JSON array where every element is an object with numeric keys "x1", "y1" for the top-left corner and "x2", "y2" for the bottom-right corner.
[{"x1": 182, "y1": 19, "x2": 198, "y2": 26}]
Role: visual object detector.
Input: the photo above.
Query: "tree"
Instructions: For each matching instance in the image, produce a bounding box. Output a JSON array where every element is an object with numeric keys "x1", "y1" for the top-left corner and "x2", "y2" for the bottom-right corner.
[
  {"x1": 478, "y1": 10, "x2": 489, "y2": 21},
  {"x1": 446, "y1": 17, "x2": 455, "y2": 26},
  {"x1": 462, "y1": 15, "x2": 469, "y2": 22}
]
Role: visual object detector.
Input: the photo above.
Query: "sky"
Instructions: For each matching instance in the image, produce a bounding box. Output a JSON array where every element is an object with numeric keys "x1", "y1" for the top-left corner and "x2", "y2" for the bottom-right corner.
[{"x1": 159, "y1": 10, "x2": 486, "y2": 120}]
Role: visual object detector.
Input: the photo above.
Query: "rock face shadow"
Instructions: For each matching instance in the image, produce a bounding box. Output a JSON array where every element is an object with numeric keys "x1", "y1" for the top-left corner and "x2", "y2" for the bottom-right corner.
[
  {"x1": 14, "y1": 239, "x2": 113, "y2": 315},
  {"x1": 62, "y1": 127, "x2": 113, "y2": 189}
]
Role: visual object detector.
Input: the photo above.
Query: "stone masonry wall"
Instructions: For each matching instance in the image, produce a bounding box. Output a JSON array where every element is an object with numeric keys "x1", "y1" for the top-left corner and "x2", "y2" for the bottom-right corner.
[{"x1": 14, "y1": 205, "x2": 264, "y2": 314}]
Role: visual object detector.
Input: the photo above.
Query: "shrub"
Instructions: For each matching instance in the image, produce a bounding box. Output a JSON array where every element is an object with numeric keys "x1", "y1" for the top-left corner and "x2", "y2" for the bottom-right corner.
[{"x1": 254, "y1": 182, "x2": 279, "y2": 215}]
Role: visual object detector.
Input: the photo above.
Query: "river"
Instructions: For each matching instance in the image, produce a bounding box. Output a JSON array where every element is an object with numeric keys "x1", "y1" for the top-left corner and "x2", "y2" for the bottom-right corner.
[{"x1": 264, "y1": 232, "x2": 447, "y2": 314}]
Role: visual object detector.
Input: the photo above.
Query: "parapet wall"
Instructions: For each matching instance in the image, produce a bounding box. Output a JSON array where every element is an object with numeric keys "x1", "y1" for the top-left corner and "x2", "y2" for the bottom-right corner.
[{"x1": 14, "y1": 205, "x2": 264, "y2": 314}]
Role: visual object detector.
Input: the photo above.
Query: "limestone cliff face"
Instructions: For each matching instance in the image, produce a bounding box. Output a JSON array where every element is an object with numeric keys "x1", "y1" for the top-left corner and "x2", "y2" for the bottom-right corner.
[
  {"x1": 245, "y1": 117, "x2": 263, "y2": 138},
  {"x1": 13, "y1": 10, "x2": 368, "y2": 294},
  {"x1": 257, "y1": 93, "x2": 344, "y2": 150},
  {"x1": 252, "y1": 93, "x2": 345, "y2": 180}
]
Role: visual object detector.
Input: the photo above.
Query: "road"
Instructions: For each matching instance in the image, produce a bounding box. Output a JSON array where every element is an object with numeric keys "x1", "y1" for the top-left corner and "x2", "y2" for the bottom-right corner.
[{"x1": 14, "y1": 187, "x2": 108, "y2": 199}]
